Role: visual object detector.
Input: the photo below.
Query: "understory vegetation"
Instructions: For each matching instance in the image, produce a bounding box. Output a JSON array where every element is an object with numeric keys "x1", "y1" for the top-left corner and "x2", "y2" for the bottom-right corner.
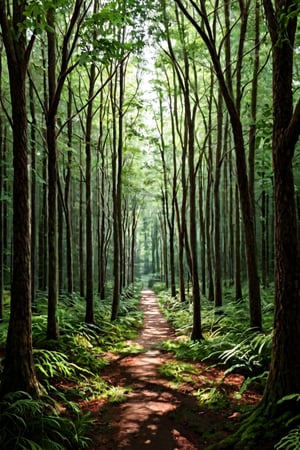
[
  {"x1": 0, "y1": 284, "x2": 143, "y2": 450},
  {"x1": 1, "y1": 283, "x2": 299, "y2": 448},
  {"x1": 155, "y1": 283, "x2": 300, "y2": 449},
  {"x1": 156, "y1": 283, "x2": 273, "y2": 383}
]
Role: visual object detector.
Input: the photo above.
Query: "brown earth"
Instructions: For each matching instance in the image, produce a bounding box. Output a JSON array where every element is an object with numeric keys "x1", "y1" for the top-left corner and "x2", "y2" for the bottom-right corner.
[{"x1": 81, "y1": 289, "x2": 272, "y2": 449}]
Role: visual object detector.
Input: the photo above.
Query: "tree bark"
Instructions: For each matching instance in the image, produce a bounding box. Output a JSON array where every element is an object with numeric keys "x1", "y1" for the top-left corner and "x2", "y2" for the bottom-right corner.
[
  {"x1": 175, "y1": 0, "x2": 262, "y2": 330},
  {"x1": 85, "y1": 62, "x2": 96, "y2": 324},
  {"x1": 261, "y1": 0, "x2": 300, "y2": 409},
  {"x1": 0, "y1": 0, "x2": 39, "y2": 397}
]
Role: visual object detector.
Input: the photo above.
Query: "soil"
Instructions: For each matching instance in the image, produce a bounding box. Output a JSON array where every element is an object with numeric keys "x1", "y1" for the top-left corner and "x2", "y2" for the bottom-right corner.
[{"x1": 81, "y1": 289, "x2": 272, "y2": 450}]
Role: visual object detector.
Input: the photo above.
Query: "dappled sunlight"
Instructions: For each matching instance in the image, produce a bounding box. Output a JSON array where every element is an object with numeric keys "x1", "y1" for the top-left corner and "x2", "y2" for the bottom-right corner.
[{"x1": 86, "y1": 290, "x2": 263, "y2": 449}]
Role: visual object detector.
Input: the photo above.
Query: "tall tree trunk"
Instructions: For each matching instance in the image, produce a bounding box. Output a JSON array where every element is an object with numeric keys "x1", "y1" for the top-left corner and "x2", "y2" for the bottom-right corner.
[
  {"x1": 260, "y1": 0, "x2": 300, "y2": 410},
  {"x1": 158, "y1": 94, "x2": 176, "y2": 297},
  {"x1": 0, "y1": 0, "x2": 39, "y2": 397},
  {"x1": 214, "y1": 89, "x2": 223, "y2": 308},
  {"x1": 58, "y1": 197, "x2": 63, "y2": 292},
  {"x1": 175, "y1": 0, "x2": 262, "y2": 330},
  {"x1": 85, "y1": 62, "x2": 96, "y2": 324},
  {"x1": 0, "y1": 50, "x2": 3, "y2": 320},
  {"x1": 79, "y1": 142, "x2": 85, "y2": 298},
  {"x1": 111, "y1": 55, "x2": 125, "y2": 320},
  {"x1": 235, "y1": 185, "x2": 243, "y2": 301},
  {"x1": 46, "y1": 7, "x2": 59, "y2": 339},
  {"x1": 29, "y1": 78, "x2": 36, "y2": 307},
  {"x1": 65, "y1": 82, "x2": 74, "y2": 294},
  {"x1": 199, "y1": 163, "x2": 206, "y2": 297},
  {"x1": 38, "y1": 150, "x2": 48, "y2": 291}
]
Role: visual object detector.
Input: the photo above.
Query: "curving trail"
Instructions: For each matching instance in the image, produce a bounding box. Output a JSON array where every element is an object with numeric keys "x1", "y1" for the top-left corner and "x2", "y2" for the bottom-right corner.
[{"x1": 85, "y1": 289, "x2": 263, "y2": 450}]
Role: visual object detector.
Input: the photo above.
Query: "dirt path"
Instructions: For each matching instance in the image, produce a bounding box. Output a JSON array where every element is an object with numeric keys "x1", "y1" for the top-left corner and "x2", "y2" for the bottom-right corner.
[{"x1": 84, "y1": 289, "x2": 263, "y2": 449}]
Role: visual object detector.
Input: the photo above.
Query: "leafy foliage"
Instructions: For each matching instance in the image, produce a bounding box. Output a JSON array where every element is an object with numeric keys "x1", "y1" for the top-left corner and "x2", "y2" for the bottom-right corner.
[
  {"x1": 0, "y1": 391, "x2": 93, "y2": 449},
  {"x1": 0, "y1": 285, "x2": 143, "y2": 448},
  {"x1": 159, "y1": 360, "x2": 199, "y2": 385},
  {"x1": 275, "y1": 427, "x2": 300, "y2": 449},
  {"x1": 158, "y1": 288, "x2": 274, "y2": 392}
]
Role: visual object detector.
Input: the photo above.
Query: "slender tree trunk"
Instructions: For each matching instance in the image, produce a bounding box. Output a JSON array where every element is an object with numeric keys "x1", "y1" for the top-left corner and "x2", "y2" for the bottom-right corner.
[
  {"x1": 248, "y1": 1, "x2": 260, "y2": 216},
  {"x1": 79, "y1": 142, "x2": 85, "y2": 298},
  {"x1": 85, "y1": 62, "x2": 96, "y2": 324},
  {"x1": 58, "y1": 197, "x2": 64, "y2": 292},
  {"x1": 29, "y1": 79, "x2": 36, "y2": 307},
  {"x1": 261, "y1": 184, "x2": 267, "y2": 289},
  {"x1": 98, "y1": 111, "x2": 108, "y2": 299},
  {"x1": 65, "y1": 81, "x2": 74, "y2": 294},
  {"x1": 214, "y1": 89, "x2": 223, "y2": 308},
  {"x1": 46, "y1": 7, "x2": 59, "y2": 339},
  {"x1": 199, "y1": 163, "x2": 206, "y2": 296},
  {"x1": 38, "y1": 151, "x2": 48, "y2": 291},
  {"x1": 111, "y1": 55, "x2": 125, "y2": 320},
  {"x1": 235, "y1": 185, "x2": 243, "y2": 301},
  {"x1": 175, "y1": 0, "x2": 262, "y2": 330}
]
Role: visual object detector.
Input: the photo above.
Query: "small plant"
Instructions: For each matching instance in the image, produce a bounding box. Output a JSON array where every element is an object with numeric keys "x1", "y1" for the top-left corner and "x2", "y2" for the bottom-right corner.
[
  {"x1": 275, "y1": 427, "x2": 300, "y2": 450},
  {"x1": 217, "y1": 329, "x2": 272, "y2": 376},
  {"x1": 34, "y1": 349, "x2": 92, "y2": 390},
  {"x1": 274, "y1": 394, "x2": 300, "y2": 449},
  {"x1": 159, "y1": 360, "x2": 200, "y2": 385},
  {"x1": 0, "y1": 391, "x2": 93, "y2": 449},
  {"x1": 194, "y1": 386, "x2": 229, "y2": 408}
]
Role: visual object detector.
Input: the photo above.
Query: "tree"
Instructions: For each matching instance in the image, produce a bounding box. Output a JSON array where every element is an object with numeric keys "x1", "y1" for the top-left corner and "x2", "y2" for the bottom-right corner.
[
  {"x1": 211, "y1": 1, "x2": 300, "y2": 446},
  {"x1": 260, "y1": 0, "x2": 300, "y2": 413},
  {"x1": 45, "y1": 0, "x2": 87, "y2": 338},
  {"x1": 0, "y1": 0, "x2": 39, "y2": 397},
  {"x1": 174, "y1": 0, "x2": 262, "y2": 331}
]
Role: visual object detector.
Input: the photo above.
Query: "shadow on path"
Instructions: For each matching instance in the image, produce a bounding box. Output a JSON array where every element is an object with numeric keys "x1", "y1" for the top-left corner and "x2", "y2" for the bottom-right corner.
[
  {"x1": 86, "y1": 289, "x2": 254, "y2": 449},
  {"x1": 88, "y1": 289, "x2": 206, "y2": 449}
]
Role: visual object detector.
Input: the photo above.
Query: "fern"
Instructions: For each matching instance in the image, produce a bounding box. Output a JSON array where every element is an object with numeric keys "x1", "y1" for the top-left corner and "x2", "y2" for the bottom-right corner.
[
  {"x1": 275, "y1": 427, "x2": 300, "y2": 449},
  {"x1": 0, "y1": 391, "x2": 93, "y2": 450}
]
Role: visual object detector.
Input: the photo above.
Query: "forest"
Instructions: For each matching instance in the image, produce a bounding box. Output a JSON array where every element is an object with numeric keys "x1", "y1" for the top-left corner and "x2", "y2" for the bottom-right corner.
[{"x1": 0, "y1": 0, "x2": 300, "y2": 448}]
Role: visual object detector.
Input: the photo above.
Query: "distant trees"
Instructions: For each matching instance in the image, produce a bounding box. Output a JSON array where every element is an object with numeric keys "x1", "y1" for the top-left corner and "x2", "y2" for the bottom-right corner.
[{"x1": 0, "y1": 0, "x2": 153, "y2": 397}]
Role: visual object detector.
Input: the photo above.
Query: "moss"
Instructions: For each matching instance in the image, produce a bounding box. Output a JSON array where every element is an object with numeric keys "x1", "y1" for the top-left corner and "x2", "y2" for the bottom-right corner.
[{"x1": 207, "y1": 401, "x2": 295, "y2": 449}]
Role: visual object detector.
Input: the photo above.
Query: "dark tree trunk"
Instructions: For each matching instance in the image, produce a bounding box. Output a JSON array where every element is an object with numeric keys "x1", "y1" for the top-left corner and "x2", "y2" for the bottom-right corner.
[
  {"x1": 46, "y1": 7, "x2": 59, "y2": 340},
  {"x1": 29, "y1": 79, "x2": 37, "y2": 306},
  {"x1": 175, "y1": 0, "x2": 262, "y2": 330},
  {"x1": 260, "y1": 0, "x2": 300, "y2": 409},
  {"x1": 85, "y1": 62, "x2": 96, "y2": 324},
  {"x1": 79, "y1": 144, "x2": 85, "y2": 298},
  {"x1": 235, "y1": 186, "x2": 243, "y2": 301},
  {"x1": 214, "y1": 89, "x2": 223, "y2": 308},
  {"x1": 0, "y1": 0, "x2": 39, "y2": 397},
  {"x1": 46, "y1": 112, "x2": 59, "y2": 339},
  {"x1": 111, "y1": 57, "x2": 125, "y2": 320},
  {"x1": 38, "y1": 151, "x2": 48, "y2": 291},
  {"x1": 198, "y1": 165, "x2": 206, "y2": 297},
  {"x1": 58, "y1": 197, "x2": 63, "y2": 292},
  {"x1": 0, "y1": 52, "x2": 3, "y2": 319},
  {"x1": 64, "y1": 82, "x2": 74, "y2": 294},
  {"x1": 261, "y1": 183, "x2": 268, "y2": 288},
  {"x1": 97, "y1": 112, "x2": 108, "y2": 299}
]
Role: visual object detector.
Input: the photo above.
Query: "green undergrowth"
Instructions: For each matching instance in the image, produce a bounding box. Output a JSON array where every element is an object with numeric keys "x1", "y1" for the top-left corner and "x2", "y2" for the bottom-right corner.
[
  {"x1": 158, "y1": 286, "x2": 274, "y2": 395},
  {"x1": 0, "y1": 283, "x2": 143, "y2": 449},
  {"x1": 159, "y1": 360, "x2": 200, "y2": 387},
  {"x1": 158, "y1": 287, "x2": 300, "y2": 448}
]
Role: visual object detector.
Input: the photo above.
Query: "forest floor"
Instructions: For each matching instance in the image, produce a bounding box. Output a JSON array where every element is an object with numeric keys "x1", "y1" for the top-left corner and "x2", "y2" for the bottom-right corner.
[{"x1": 80, "y1": 289, "x2": 275, "y2": 450}]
